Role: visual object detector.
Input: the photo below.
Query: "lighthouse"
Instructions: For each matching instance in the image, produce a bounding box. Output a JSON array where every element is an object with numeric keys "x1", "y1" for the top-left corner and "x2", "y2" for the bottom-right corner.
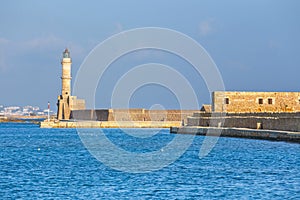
[
  {"x1": 57, "y1": 49, "x2": 85, "y2": 120},
  {"x1": 61, "y1": 48, "x2": 72, "y2": 96}
]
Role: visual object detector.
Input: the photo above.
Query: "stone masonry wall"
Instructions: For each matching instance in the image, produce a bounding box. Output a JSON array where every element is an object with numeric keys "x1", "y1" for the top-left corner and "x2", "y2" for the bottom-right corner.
[
  {"x1": 71, "y1": 109, "x2": 198, "y2": 122},
  {"x1": 212, "y1": 91, "x2": 300, "y2": 113},
  {"x1": 69, "y1": 96, "x2": 86, "y2": 111},
  {"x1": 108, "y1": 109, "x2": 197, "y2": 122},
  {"x1": 187, "y1": 112, "x2": 300, "y2": 132}
]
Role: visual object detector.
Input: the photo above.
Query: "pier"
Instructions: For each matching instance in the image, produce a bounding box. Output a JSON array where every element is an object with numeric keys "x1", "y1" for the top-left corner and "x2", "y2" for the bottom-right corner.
[
  {"x1": 170, "y1": 126, "x2": 300, "y2": 143},
  {"x1": 40, "y1": 120, "x2": 182, "y2": 128}
]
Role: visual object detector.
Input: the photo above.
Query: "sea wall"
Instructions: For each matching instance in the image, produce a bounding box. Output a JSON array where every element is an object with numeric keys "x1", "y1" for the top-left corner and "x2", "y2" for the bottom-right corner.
[
  {"x1": 71, "y1": 109, "x2": 198, "y2": 122},
  {"x1": 71, "y1": 109, "x2": 109, "y2": 121},
  {"x1": 187, "y1": 112, "x2": 300, "y2": 132},
  {"x1": 40, "y1": 120, "x2": 181, "y2": 128},
  {"x1": 170, "y1": 126, "x2": 300, "y2": 143}
]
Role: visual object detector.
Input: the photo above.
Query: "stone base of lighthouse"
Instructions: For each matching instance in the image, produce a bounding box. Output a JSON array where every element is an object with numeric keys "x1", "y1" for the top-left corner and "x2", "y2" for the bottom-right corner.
[{"x1": 57, "y1": 95, "x2": 86, "y2": 120}]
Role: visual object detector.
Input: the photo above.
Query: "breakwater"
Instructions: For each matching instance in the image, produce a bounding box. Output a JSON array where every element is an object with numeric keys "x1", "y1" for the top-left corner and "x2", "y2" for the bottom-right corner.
[
  {"x1": 40, "y1": 109, "x2": 198, "y2": 128},
  {"x1": 187, "y1": 112, "x2": 300, "y2": 132},
  {"x1": 170, "y1": 126, "x2": 300, "y2": 143},
  {"x1": 40, "y1": 120, "x2": 182, "y2": 128},
  {"x1": 71, "y1": 109, "x2": 197, "y2": 122}
]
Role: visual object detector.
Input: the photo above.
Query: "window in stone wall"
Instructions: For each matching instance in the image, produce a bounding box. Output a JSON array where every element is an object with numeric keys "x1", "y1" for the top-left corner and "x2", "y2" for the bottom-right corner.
[
  {"x1": 258, "y1": 98, "x2": 263, "y2": 104},
  {"x1": 299, "y1": 99, "x2": 300, "y2": 104},
  {"x1": 268, "y1": 98, "x2": 273, "y2": 105},
  {"x1": 224, "y1": 98, "x2": 230, "y2": 105}
]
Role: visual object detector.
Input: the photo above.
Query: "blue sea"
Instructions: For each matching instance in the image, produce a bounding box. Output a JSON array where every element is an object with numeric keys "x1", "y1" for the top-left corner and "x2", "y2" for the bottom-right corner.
[{"x1": 0, "y1": 123, "x2": 299, "y2": 199}]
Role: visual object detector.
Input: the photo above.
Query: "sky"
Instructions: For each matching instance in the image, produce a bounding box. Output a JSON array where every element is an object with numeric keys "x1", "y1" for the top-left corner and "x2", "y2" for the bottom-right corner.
[{"x1": 0, "y1": 0, "x2": 299, "y2": 110}]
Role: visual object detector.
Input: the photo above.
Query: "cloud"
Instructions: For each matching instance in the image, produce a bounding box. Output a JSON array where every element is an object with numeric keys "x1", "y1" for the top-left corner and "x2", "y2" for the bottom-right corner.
[
  {"x1": 198, "y1": 19, "x2": 215, "y2": 36},
  {"x1": 15, "y1": 35, "x2": 87, "y2": 59},
  {"x1": 110, "y1": 22, "x2": 124, "y2": 35},
  {"x1": 23, "y1": 35, "x2": 64, "y2": 49},
  {"x1": 66, "y1": 42, "x2": 87, "y2": 60},
  {"x1": 0, "y1": 51, "x2": 7, "y2": 72},
  {"x1": 115, "y1": 22, "x2": 123, "y2": 33},
  {"x1": 0, "y1": 37, "x2": 11, "y2": 71},
  {"x1": 0, "y1": 37, "x2": 10, "y2": 45},
  {"x1": 0, "y1": 35, "x2": 88, "y2": 72}
]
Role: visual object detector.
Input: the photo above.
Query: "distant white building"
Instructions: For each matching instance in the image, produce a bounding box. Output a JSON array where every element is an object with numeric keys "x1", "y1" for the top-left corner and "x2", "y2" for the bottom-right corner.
[{"x1": 0, "y1": 105, "x2": 55, "y2": 116}]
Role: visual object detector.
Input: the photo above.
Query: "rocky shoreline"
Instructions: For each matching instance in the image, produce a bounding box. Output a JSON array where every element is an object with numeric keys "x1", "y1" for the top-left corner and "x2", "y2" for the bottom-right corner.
[{"x1": 0, "y1": 116, "x2": 46, "y2": 124}]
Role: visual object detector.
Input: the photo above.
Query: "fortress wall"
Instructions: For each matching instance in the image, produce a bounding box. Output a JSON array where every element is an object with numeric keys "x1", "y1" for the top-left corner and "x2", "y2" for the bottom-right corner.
[
  {"x1": 187, "y1": 114, "x2": 300, "y2": 132},
  {"x1": 71, "y1": 110, "x2": 96, "y2": 120},
  {"x1": 73, "y1": 99, "x2": 86, "y2": 110},
  {"x1": 71, "y1": 109, "x2": 198, "y2": 122},
  {"x1": 68, "y1": 96, "x2": 86, "y2": 111},
  {"x1": 192, "y1": 112, "x2": 300, "y2": 118},
  {"x1": 213, "y1": 91, "x2": 300, "y2": 113},
  {"x1": 108, "y1": 109, "x2": 145, "y2": 121},
  {"x1": 262, "y1": 118, "x2": 300, "y2": 132},
  {"x1": 71, "y1": 109, "x2": 109, "y2": 121},
  {"x1": 108, "y1": 110, "x2": 198, "y2": 121}
]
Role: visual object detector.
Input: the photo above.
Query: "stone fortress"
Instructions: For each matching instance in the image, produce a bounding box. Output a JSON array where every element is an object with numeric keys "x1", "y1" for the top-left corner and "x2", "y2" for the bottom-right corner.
[
  {"x1": 186, "y1": 91, "x2": 300, "y2": 132},
  {"x1": 212, "y1": 91, "x2": 300, "y2": 113}
]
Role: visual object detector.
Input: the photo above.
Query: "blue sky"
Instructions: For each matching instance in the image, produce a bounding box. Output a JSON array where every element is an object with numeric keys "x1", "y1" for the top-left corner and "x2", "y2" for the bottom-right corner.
[{"x1": 0, "y1": 0, "x2": 299, "y2": 109}]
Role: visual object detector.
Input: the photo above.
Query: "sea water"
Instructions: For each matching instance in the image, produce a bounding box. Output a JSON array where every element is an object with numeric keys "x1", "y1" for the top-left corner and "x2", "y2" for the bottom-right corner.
[{"x1": 0, "y1": 123, "x2": 299, "y2": 199}]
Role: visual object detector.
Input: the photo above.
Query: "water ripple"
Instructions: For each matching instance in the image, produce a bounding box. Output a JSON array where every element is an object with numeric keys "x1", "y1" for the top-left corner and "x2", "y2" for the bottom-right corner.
[{"x1": 0, "y1": 123, "x2": 299, "y2": 199}]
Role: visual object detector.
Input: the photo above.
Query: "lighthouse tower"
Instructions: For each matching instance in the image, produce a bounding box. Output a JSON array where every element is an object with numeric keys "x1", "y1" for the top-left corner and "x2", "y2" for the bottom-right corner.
[
  {"x1": 57, "y1": 49, "x2": 85, "y2": 120},
  {"x1": 61, "y1": 48, "x2": 72, "y2": 97}
]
